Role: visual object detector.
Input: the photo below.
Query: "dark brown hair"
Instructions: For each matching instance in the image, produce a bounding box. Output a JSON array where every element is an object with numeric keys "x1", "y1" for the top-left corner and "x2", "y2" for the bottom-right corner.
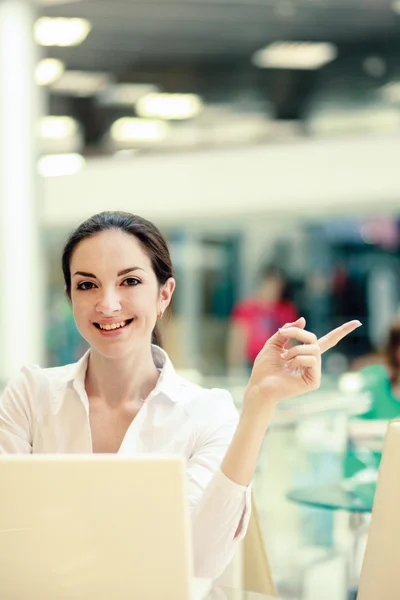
[
  {"x1": 382, "y1": 320, "x2": 400, "y2": 384},
  {"x1": 62, "y1": 211, "x2": 174, "y2": 347}
]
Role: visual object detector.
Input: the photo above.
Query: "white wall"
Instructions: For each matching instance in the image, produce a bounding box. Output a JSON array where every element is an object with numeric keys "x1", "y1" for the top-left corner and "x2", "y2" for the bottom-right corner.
[{"x1": 41, "y1": 134, "x2": 400, "y2": 228}]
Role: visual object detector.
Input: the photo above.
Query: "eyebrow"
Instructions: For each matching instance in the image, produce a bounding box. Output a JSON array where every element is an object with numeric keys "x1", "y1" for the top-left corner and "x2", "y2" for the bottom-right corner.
[{"x1": 72, "y1": 266, "x2": 145, "y2": 278}]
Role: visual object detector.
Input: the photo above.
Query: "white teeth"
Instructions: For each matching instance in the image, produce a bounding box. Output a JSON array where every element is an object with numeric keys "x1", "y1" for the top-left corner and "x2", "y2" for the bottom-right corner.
[{"x1": 98, "y1": 320, "x2": 127, "y2": 331}]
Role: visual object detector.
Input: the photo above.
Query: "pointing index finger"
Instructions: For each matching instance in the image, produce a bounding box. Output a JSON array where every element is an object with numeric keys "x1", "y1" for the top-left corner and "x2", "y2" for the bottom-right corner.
[{"x1": 317, "y1": 320, "x2": 362, "y2": 354}]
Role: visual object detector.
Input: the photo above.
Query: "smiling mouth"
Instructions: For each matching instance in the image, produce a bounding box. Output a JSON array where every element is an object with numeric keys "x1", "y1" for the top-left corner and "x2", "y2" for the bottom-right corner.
[{"x1": 93, "y1": 319, "x2": 133, "y2": 331}]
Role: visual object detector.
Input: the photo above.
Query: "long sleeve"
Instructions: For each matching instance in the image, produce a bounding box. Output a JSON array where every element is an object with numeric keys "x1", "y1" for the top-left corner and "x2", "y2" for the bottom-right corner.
[{"x1": 186, "y1": 390, "x2": 252, "y2": 579}]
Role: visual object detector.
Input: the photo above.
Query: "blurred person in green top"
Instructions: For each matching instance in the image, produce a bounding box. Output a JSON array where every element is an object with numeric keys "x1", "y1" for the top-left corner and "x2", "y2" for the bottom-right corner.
[
  {"x1": 345, "y1": 319, "x2": 400, "y2": 478},
  {"x1": 355, "y1": 319, "x2": 400, "y2": 419}
]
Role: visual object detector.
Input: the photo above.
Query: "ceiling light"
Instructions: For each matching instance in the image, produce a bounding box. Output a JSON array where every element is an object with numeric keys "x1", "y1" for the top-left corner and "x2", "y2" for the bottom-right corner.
[
  {"x1": 35, "y1": 58, "x2": 65, "y2": 86},
  {"x1": 34, "y1": 17, "x2": 91, "y2": 47},
  {"x1": 99, "y1": 83, "x2": 160, "y2": 106},
  {"x1": 37, "y1": 153, "x2": 85, "y2": 177},
  {"x1": 136, "y1": 93, "x2": 204, "y2": 120},
  {"x1": 38, "y1": 116, "x2": 78, "y2": 139},
  {"x1": 380, "y1": 82, "x2": 400, "y2": 103},
  {"x1": 110, "y1": 118, "x2": 170, "y2": 143},
  {"x1": 38, "y1": 116, "x2": 82, "y2": 154},
  {"x1": 252, "y1": 42, "x2": 337, "y2": 70},
  {"x1": 50, "y1": 71, "x2": 110, "y2": 96}
]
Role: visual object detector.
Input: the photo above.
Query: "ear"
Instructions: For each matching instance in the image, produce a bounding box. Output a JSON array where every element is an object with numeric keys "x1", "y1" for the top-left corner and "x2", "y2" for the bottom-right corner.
[{"x1": 158, "y1": 278, "x2": 175, "y2": 315}]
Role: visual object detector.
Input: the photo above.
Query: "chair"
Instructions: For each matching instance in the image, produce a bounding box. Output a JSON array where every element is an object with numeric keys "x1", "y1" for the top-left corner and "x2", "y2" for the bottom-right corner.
[
  {"x1": 242, "y1": 492, "x2": 277, "y2": 596},
  {"x1": 356, "y1": 419, "x2": 400, "y2": 599},
  {"x1": 216, "y1": 492, "x2": 276, "y2": 596}
]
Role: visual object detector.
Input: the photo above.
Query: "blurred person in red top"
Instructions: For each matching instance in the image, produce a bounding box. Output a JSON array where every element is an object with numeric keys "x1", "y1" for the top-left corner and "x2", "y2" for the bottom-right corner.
[{"x1": 227, "y1": 265, "x2": 298, "y2": 372}]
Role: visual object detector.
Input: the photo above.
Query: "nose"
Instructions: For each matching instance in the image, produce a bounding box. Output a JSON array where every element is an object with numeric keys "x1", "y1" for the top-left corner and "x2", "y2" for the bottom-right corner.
[{"x1": 96, "y1": 287, "x2": 122, "y2": 314}]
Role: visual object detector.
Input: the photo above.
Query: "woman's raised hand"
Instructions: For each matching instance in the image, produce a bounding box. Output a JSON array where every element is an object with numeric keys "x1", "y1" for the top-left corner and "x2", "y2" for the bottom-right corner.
[{"x1": 244, "y1": 317, "x2": 362, "y2": 411}]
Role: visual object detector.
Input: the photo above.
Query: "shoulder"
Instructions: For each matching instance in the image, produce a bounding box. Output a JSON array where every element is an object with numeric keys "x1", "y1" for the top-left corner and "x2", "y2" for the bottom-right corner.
[
  {"x1": 359, "y1": 363, "x2": 389, "y2": 388},
  {"x1": 176, "y1": 379, "x2": 240, "y2": 451},
  {"x1": 36, "y1": 361, "x2": 79, "y2": 384},
  {"x1": 359, "y1": 363, "x2": 387, "y2": 378},
  {"x1": 176, "y1": 376, "x2": 239, "y2": 427},
  {"x1": 2, "y1": 361, "x2": 79, "y2": 402},
  {"x1": 156, "y1": 344, "x2": 239, "y2": 426},
  {"x1": 232, "y1": 298, "x2": 256, "y2": 318}
]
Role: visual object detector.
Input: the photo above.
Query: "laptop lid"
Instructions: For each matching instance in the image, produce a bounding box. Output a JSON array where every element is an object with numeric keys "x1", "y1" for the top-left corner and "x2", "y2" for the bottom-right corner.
[
  {"x1": 0, "y1": 454, "x2": 195, "y2": 600},
  {"x1": 357, "y1": 419, "x2": 400, "y2": 600}
]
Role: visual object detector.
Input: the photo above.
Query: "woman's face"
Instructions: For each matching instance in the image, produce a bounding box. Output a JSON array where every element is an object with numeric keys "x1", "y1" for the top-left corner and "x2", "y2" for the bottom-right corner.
[
  {"x1": 69, "y1": 229, "x2": 174, "y2": 359},
  {"x1": 260, "y1": 274, "x2": 284, "y2": 302}
]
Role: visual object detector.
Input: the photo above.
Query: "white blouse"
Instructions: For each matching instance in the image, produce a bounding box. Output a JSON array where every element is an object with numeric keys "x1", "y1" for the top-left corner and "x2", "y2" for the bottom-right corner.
[{"x1": 0, "y1": 345, "x2": 252, "y2": 579}]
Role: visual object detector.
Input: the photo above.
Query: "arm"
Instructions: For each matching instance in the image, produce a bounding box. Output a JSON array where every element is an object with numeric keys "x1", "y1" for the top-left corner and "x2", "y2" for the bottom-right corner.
[
  {"x1": 193, "y1": 317, "x2": 361, "y2": 577},
  {"x1": 187, "y1": 392, "x2": 252, "y2": 578},
  {"x1": 221, "y1": 400, "x2": 277, "y2": 487},
  {"x1": 222, "y1": 317, "x2": 362, "y2": 487}
]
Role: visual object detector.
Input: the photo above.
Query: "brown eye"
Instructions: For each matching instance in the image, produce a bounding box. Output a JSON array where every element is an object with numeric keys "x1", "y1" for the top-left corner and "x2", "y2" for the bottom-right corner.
[
  {"x1": 77, "y1": 281, "x2": 96, "y2": 291},
  {"x1": 122, "y1": 278, "x2": 140, "y2": 286}
]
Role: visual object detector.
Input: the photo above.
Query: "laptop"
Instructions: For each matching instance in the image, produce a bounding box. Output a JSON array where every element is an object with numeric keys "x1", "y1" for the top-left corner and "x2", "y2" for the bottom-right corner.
[
  {"x1": 357, "y1": 419, "x2": 400, "y2": 600},
  {"x1": 0, "y1": 454, "x2": 213, "y2": 600}
]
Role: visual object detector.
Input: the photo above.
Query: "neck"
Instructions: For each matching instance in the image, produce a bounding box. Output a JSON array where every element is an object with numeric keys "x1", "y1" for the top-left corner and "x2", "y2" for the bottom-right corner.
[{"x1": 85, "y1": 345, "x2": 160, "y2": 407}]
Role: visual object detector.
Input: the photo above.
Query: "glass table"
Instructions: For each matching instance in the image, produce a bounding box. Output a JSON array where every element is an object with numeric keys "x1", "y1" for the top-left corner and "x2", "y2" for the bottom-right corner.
[
  {"x1": 287, "y1": 446, "x2": 379, "y2": 513},
  {"x1": 286, "y1": 480, "x2": 376, "y2": 513},
  {"x1": 287, "y1": 477, "x2": 376, "y2": 597}
]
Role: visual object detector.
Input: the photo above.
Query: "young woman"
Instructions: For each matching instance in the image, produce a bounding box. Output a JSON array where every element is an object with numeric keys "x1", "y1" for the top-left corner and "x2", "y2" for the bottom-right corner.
[
  {"x1": 227, "y1": 264, "x2": 298, "y2": 372},
  {"x1": 357, "y1": 320, "x2": 400, "y2": 420},
  {"x1": 346, "y1": 320, "x2": 400, "y2": 478},
  {"x1": 0, "y1": 211, "x2": 361, "y2": 579}
]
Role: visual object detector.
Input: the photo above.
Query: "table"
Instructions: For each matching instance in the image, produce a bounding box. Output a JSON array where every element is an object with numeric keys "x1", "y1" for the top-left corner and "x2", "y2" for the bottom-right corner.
[
  {"x1": 273, "y1": 391, "x2": 371, "y2": 426},
  {"x1": 287, "y1": 479, "x2": 376, "y2": 595},
  {"x1": 203, "y1": 376, "x2": 371, "y2": 427},
  {"x1": 287, "y1": 481, "x2": 376, "y2": 513}
]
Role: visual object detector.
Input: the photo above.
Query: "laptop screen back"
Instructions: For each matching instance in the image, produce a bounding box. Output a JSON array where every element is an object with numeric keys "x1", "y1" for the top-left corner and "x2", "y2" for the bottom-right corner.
[{"x1": 0, "y1": 454, "x2": 193, "y2": 600}]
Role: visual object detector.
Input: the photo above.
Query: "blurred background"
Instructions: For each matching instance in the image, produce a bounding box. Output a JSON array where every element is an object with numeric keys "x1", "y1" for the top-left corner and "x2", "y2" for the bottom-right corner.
[{"x1": 1, "y1": 0, "x2": 400, "y2": 598}]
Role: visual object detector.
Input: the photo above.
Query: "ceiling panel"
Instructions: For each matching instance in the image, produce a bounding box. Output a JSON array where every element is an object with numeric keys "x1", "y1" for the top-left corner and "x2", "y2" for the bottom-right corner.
[
  {"x1": 39, "y1": 0, "x2": 400, "y2": 152},
  {"x1": 41, "y1": 0, "x2": 400, "y2": 71}
]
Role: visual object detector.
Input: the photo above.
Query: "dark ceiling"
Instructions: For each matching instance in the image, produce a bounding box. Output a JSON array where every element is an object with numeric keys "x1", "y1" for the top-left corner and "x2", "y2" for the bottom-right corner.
[
  {"x1": 39, "y1": 0, "x2": 400, "y2": 151},
  {"x1": 42, "y1": 0, "x2": 400, "y2": 67}
]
